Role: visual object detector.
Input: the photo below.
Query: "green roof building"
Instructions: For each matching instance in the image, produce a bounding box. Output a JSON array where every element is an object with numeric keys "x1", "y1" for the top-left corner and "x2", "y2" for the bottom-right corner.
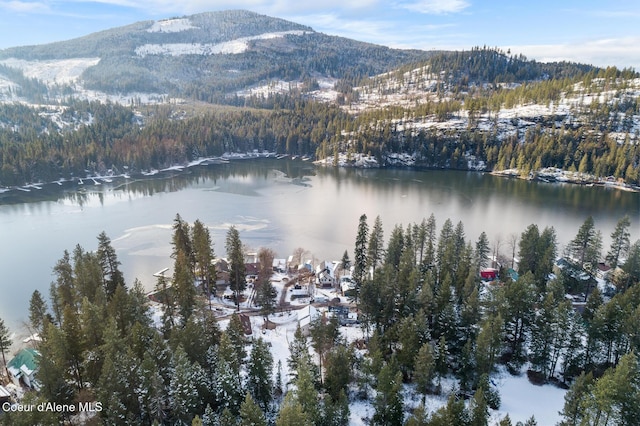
[{"x1": 7, "y1": 348, "x2": 39, "y2": 389}]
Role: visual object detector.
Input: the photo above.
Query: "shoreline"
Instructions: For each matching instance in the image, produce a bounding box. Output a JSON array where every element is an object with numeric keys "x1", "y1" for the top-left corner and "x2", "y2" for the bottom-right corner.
[{"x1": 1, "y1": 153, "x2": 638, "y2": 195}]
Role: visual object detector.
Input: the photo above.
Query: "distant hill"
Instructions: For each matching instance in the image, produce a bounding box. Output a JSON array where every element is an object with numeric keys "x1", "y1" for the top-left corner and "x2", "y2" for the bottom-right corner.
[{"x1": 0, "y1": 10, "x2": 433, "y2": 102}]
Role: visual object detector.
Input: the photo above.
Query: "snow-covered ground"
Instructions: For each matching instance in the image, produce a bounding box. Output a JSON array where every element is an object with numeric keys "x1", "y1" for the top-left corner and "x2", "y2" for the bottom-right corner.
[
  {"x1": 147, "y1": 18, "x2": 197, "y2": 33},
  {"x1": 135, "y1": 30, "x2": 308, "y2": 57},
  {"x1": 0, "y1": 57, "x2": 100, "y2": 85}
]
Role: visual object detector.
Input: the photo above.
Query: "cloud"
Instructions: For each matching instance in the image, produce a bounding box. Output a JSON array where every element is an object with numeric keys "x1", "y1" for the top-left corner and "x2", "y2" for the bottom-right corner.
[
  {"x1": 504, "y1": 37, "x2": 640, "y2": 71},
  {"x1": 399, "y1": 0, "x2": 470, "y2": 14},
  {"x1": 0, "y1": 0, "x2": 50, "y2": 13}
]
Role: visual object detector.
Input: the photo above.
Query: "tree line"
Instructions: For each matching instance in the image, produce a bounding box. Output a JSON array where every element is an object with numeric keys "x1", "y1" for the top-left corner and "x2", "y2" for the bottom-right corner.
[{"x1": 0, "y1": 211, "x2": 638, "y2": 425}]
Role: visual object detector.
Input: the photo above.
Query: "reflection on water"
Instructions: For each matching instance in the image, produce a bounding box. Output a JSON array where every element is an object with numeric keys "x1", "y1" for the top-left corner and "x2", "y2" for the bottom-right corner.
[{"x1": 0, "y1": 159, "x2": 637, "y2": 332}]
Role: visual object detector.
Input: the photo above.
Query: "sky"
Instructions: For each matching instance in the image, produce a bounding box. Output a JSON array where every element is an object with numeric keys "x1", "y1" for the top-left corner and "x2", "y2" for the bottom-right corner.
[{"x1": 0, "y1": 0, "x2": 639, "y2": 71}]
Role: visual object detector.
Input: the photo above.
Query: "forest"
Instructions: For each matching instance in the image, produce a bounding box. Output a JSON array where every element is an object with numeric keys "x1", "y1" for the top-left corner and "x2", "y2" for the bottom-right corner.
[
  {"x1": 0, "y1": 75, "x2": 639, "y2": 189},
  {"x1": 1, "y1": 211, "x2": 639, "y2": 425}
]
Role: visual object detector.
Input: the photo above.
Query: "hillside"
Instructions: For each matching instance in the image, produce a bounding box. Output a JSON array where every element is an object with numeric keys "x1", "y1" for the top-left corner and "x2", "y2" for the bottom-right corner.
[
  {"x1": 0, "y1": 10, "x2": 431, "y2": 103},
  {"x1": 0, "y1": 11, "x2": 637, "y2": 189}
]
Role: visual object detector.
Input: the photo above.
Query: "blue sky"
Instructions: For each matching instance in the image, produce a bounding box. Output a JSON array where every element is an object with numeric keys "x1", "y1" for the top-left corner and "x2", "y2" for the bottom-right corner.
[{"x1": 1, "y1": 0, "x2": 639, "y2": 70}]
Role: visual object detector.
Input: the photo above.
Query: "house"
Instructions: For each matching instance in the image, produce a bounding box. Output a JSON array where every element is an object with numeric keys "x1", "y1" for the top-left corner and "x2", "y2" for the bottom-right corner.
[
  {"x1": 596, "y1": 262, "x2": 611, "y2": 280},
  {"x1": 245, "y1": 262, "x2": 260, "y2": 282},
  {"x1": 507, "y1": 268, "x2": 519, "y2": 282},
  {"x1": 290, "y1": 284, "x2": 312, "y2": 299},
  {"x1": 340, "y1": 276, "x2": 357, "y2": 298},
  {"x1": 272, "y1": 258, "x2": 287, "y2": 273},
  {"x1": 297, "y1": 305, "x2": 320, "y2": 334},
  {"x1": 315, "y1": 261, "x2": 337, "y2": 288},
  {"x1": 214, "y1": 259, "x2": 231, "y2": 289},
  {"x1": 7, "y1": 348, "x2": 39, "y2": 389},
  {"x1": 480, "y1": 268, "x2": 499, "y2": 281}
]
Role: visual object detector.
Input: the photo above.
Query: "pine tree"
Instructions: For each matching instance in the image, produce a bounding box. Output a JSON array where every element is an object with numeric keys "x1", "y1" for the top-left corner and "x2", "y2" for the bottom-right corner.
[
  {"x1": 568, "y1": 216, "x2": 600, "y2": 267},
  {"x1": 170, "y1": 346, "x2": 204, "y2": 423},
  {"x1": 28, "y1": 289, "x2": 48, "y2": 335},
  {"x1": 310, "y1": 316, "x2": 340, "y2": 385},
  {"x1": 372, "y1": 361, "x2": 404, "y2": 426},
  {"x1": 192, "y1": 219, "x2": 216, "y2": 309},
  {"x1": 239, "y1": 393, "x2": 267, "y2": 426},
  {"x1": 246, "y1": 338, "x2": 274, "y2": 412},
  {"x1": 291, "y1": 357, "x2": 320, "y2": 424},
  {"x1": 606, "y1": 215, "x2": 631, "y2": 269},
  {"x1": 0, "y1": 317, "x2": 11, "y2": 379},
  {"x1": 353, "y1": 213, "x2": 369, "y2": 302},
  {"x1": 558, "y1": 372, "x2": 594, "y2": 426},
  {"x1": 414, "y1": 342, "x2": 436, "y2": 401},
  {"x1": 276, "y1": 393, "x2": 312, "y2": 426},
  {"x1": 324, "y1": 344, "x2": 353, "y2": 401},
  {"x1": 97, "y1": 231, "x2": 125, "y2": 298},
  {"x1": 226, "y1": 226, "x2": 246, "y2": 311},
  {"x1": 227, "y1": 313, "x2": 247, "y2": 365},
  {"x1": 367, "y1": 215, "x2": 385, "y2": 274},
  {"x1": 287, "y1": 325, "x2": 313, "y2": 381},
  {"x1": 215, "y1": 333, "x2": 244, "y2": 414},
  {"x1": 475, "y1": 231, "x2": 491, "y2": 271},
  {"x1": 256, "y1": 280, "x2": 277, "y2": 322},
  {"x1": 173, "y1": 244, "x2": 197, "y2": 322}
]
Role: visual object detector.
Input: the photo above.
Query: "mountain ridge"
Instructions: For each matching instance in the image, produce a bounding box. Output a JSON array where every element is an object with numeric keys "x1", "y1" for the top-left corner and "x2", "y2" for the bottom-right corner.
[{"x1": 0, "y1": 10, "x2": 433, "y2": 102}]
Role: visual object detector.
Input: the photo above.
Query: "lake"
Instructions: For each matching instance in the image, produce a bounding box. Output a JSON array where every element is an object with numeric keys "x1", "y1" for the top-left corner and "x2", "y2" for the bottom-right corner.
[{"x1": 1, "y1": 159, "x2": 638, "y2": 333}]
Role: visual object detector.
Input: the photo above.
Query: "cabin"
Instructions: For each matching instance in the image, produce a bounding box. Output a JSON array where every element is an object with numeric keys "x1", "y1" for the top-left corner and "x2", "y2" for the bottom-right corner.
[
  {"x1": 7, "y1": 348, "x2": 39, "y2": 389},
  {"x1": 290, "y1": 284, "x2": 312, "y2": 299},
  {"x1": 297, "y1": 305, "x2": 320, "y2": 334},
  {"x1": 480, "y1": 268, "x2": 499, "y2": 281},
  {"x1": 340, "y1": 276, "x2": 357, "y2": 298},
  {"x1": 272, "y1": 258, "x2": 287, "y2": 273},
  {"x1": 315, "y1": 262, "x2": 336, "y2": 288}
]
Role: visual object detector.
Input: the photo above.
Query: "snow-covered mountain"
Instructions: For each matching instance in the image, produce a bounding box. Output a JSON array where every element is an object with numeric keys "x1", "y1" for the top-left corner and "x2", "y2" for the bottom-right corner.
[{"x1": 0, "y1": 10, "x2": 430, "y2": 104}]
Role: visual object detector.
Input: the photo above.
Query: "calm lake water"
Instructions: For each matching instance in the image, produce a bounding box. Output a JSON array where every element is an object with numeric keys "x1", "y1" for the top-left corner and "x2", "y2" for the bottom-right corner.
[{"x1": 1, "y1": 159, "x2": 638, "y2": 332}]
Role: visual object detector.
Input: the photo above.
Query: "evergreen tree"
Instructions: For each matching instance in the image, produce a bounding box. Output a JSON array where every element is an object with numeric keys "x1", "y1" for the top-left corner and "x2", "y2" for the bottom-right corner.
[
  {"x1": 621, "y1": 240, "x2": 640, "y2": 290},
  {"x1": 469, "y1": 387, "x2": 488, "y2": 426},
  {"x1": 291, "y1": 357, "x2": 321, "y2": 424},
  {"x1": 226, "y1": 226, "x2": 246, "y2": 311},
  {"x1": 276, "y1": 393, "x2": 312, "y2": 426},
  {"x1": 324, "y1": 344, "x2": 353, "y2": 402},
  {"x1": 568, "y1": 216, "x2": 600, "y2": 267},
  {"x1": 372, "y1": 361, "x2": 404, "y2": 426},
  {"x1": 340, "y1": 250, "x2": 351, "y2": 274},
  {"x1": 61, "y1": 305, "x2": 85, "y2": 389},
  {"x1": 214, "y1": 333, "x2": 244, "y2": 415},
  {"x1": 475, "y1": 312, "x2": 503, "y2": 377},
  {"x1": 227, "y1": 313, "x2": 248, "y2": 365},
  {"x1": 256, "y1": 280, "x2": 277, "y2": 322},
  {"x1": 414, "y1": 341, "x2": 436, "y2": 401},
  {"x1": 28, "y1": 289, "x2": 48, "y2": 335},
  {"x1": 353, "y1": 213, "x2": 369, "y2": 302},
  {"x1": 239, "y1": 393, "x2": 267, "y2": 426},
  {"x1": 500, "y1": 272, "x2": 536, "y2": 364},
  {"x1": 288, "y1": 325, "x2": 315, "y2": 382},
  {"x1": 96, "y1": 231, "x2": 125, "y2": 298},
  {"x1": 192, "y1": 219, "x2": 216, "y2": 309},
  {"x1": 246, "y1": 338, "x2": 274, "y2": 412},
  {"x1": 367, "y1": 215, "x2": 385, "y2": 274},
  {"x1": 0, "y1": 317, "x2": 10, "y2": 379},
  {"x1": 558, "y1": 372, "x2": 594, "y2": 426},
  {"x1": 173, "y1": 237, "x2": 197, "y2": 322},
  {"x1": 310, "y1": 316, "x2": 340, "y2": 385},
  {"x1": 606, "y1": 215, "x2": 631, "y2": 269},
  {"x1": 475, "y1": 231, "x2": 491, "y2": 271}
]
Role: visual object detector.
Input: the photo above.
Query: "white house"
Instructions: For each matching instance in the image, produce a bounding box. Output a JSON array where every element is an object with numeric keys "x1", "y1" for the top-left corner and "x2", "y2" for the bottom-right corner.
[
  {"x1": 297, "y1": 305, "x2": 320, "y2": 334},
  {"x1": 315, "y1": 261, "x2": 337, "y2": 288}
]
